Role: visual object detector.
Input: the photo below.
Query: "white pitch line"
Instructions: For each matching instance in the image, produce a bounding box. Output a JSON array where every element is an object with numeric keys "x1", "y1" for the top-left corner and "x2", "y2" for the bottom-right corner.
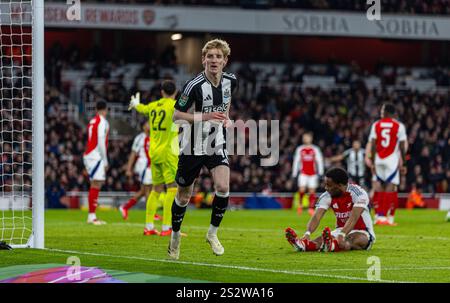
[
  {"x1": 46, "y1": 221, "x2": 450, "y2": 241},
  {"x1": 43, "y1": 248, "x2": 414, "y2": 283},
  {"x1": 108, "y1": 223, "x2": 450, "y2": 241},
  {"x1": 304, "y1": 266, "x2": 450, "y2": 272}
]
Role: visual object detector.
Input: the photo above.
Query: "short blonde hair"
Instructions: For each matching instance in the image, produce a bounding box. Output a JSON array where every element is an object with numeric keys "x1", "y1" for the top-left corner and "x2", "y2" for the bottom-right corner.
[{"x1": 202, "y1": 39, "x2": 231, "y2": 58}]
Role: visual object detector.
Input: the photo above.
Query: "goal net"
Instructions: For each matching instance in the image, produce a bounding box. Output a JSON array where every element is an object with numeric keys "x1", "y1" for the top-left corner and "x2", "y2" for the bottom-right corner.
[{"x1": 0, "y1": 0, "x2": 44, "y2": 248}]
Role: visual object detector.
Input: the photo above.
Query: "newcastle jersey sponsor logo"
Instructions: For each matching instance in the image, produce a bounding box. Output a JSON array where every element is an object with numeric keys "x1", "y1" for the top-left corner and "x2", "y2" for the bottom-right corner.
[{"x1": 203, "y1": 104, "x2": 228, "y2": 113}]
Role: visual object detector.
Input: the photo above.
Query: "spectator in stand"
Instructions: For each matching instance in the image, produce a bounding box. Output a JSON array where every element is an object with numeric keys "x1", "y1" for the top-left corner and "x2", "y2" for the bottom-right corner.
[{"x1": 46, "y1": 183, "x2": 67, "y2": 209}]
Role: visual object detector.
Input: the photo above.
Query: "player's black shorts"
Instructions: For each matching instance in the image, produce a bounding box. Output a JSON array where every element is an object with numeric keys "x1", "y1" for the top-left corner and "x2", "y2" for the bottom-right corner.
[{"x1": 175, "y1": 153, "x2": 229, "y2": 187}]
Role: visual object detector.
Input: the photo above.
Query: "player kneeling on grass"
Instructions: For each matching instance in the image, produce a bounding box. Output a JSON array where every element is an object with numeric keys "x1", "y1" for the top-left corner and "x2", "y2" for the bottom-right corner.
[{"x1": 285, "y1": 167, "x2": 376, "y2": 252}]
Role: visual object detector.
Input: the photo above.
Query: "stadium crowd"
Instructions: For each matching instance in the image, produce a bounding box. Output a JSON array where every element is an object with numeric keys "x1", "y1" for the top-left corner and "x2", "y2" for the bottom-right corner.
[
  {"x1": 44, "y1": 87, "x2": 139, "y2": 194},
  {"x1": 57, "y1": 0, "x2": 450, "y2": 15},
  {"x1": 227, "y1": 79, "x2": 450, "y2": 194},
  {"x1": 38, "y1": 45, "x2": 450, "y2": 199},
  {"x1": 0, "y1": 52, "x2": 32, "y2": 195}
]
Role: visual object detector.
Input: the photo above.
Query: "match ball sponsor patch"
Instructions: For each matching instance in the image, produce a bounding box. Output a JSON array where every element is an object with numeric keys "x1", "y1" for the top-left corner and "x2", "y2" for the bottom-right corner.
[{"x1": 179, "y1": 94, "x2": 189, "y2": 107}]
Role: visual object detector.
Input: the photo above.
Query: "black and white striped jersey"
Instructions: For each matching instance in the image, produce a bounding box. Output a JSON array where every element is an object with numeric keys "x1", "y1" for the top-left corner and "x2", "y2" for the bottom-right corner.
[
  {"x1": 342, "y1": 148, "x2": 365, "y2": 177},
  {"x1": 175, "y1": 71, "x2": 238, "y2": 156}
]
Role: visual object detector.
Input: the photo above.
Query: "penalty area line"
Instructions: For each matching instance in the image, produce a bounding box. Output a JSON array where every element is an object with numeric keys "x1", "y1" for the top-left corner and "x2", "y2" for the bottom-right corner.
[{"x1": 43, "y1": 248, "x2": 413, "y2": 283}]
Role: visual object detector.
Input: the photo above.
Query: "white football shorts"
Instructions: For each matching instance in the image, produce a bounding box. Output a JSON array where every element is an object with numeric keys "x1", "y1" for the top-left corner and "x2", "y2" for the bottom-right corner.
[
  {"x1": 372, "y1": 153, "x2": 400, "y2": 185},
  {"x1": 138, "y1": 167, "x2": 152, "y2": 185},
  {"x1": 298, "y1": 174, "x2": 318, "y2": 189},
  {"x1": 83, "y1": 157, "x2": 106, "y2": 181},
  {"x1": 331, "y1": 228, "x2": 375, "y2": 251}
]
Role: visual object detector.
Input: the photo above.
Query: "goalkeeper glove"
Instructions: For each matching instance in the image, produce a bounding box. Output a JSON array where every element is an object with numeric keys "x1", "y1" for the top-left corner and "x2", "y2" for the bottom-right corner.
[{"x1": 128, "y1": 92, "x2": 141, "y2": 110}]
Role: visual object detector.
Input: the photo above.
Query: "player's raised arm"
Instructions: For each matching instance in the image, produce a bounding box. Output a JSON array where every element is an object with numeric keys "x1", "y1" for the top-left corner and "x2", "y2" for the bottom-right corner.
[{"x1": 128, "y1": 92, "x2": 150, "y2": 114}]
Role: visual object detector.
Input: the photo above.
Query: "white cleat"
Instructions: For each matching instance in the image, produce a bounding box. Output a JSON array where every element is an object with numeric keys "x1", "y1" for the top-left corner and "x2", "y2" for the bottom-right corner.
[
  {"x1": 446, "y1": 212, "x2": 450, "y2": 222},
  {"x1": 206, "y1": 233, "x2": 224, "y2": 256},
  {"x1": 87, "y1": 218, "x2": 107, "y2": 225},
  {"x1": 168, "y1": 232, "x2": 181, "y2": 260}
]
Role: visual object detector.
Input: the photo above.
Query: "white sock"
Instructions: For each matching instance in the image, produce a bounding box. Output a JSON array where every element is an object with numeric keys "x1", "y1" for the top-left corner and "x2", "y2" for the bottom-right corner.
[
  {"x1": 208, "y1": 224, "x2": 218, "y2": 236},
  {"x1": 146, "y1": 223, "x2": 154, "y2": 230},
  {"x1": 172, "y1": 231, "x2": 181, "y2": 238},
  {"x1": 88, "y1": 213, "x2": 96, "y2": 221},
  {"x1": 162, "y1": 224, "x2": 171, "y2": 232}
]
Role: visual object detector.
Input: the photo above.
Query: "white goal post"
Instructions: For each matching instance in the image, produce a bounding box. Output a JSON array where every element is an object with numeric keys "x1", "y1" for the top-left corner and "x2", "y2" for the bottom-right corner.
[{"x1": 0, "y1": 0, "x2": 44, "y2": 249}]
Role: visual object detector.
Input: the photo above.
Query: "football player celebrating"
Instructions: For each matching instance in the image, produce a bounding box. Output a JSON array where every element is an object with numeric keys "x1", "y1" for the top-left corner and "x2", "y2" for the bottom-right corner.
[
  {"x1": 129, "y1": 80, "x2": 179, "y2": 236},
  {"x1": 285, "y1": 167, "x2": 375, "y2": 252},
  {"x1": 168, "y1": 39, "x2": 238, "y2": 260}
]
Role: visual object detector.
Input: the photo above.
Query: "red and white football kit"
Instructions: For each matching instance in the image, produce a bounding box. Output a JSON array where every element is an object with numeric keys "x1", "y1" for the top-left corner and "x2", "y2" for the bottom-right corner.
[
  {"x1": 131, "y1": 132, "x2": 152, "y2": 185},
  {"x1": 368, "y1": 117, "x2": 407, "y2": 186},
  {"x1": 316, "y1": 183, "x2": 376, "y2": 250},
  {"x1": 292, "y1": 144, "x2": 324, "y2": 189},
  {"x1": 83, "y1": 114, "x2": 109, "y2": 181}
]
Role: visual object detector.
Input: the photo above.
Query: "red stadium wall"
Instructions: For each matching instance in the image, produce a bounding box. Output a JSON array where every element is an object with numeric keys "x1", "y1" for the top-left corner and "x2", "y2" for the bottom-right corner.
[{"x1": 45, "y1": 29, "x2": 95, "y2": 55}]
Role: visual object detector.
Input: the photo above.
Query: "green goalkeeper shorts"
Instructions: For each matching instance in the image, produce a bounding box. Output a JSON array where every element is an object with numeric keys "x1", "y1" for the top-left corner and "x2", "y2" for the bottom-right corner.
[{"x1": 151, "y1": 155, "x2": 178, "y2": 185}]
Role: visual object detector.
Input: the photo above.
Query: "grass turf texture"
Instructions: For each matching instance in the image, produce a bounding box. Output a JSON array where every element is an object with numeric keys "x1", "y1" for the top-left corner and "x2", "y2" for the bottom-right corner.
[{"x1": 1, "y1": 209, "x2": 450, "y2": 283}]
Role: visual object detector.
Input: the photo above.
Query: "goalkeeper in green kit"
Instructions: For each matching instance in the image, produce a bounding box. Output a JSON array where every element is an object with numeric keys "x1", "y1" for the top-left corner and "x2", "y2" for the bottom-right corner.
[{"x1": 128, "y1": 80, "x2": 180, "y2": 236}]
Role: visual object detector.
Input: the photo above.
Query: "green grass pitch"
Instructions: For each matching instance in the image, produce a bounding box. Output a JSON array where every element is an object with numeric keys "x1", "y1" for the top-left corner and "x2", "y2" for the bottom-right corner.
[{"x1": 1, "y1": 208, "x2": 450, "y2": 283}]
